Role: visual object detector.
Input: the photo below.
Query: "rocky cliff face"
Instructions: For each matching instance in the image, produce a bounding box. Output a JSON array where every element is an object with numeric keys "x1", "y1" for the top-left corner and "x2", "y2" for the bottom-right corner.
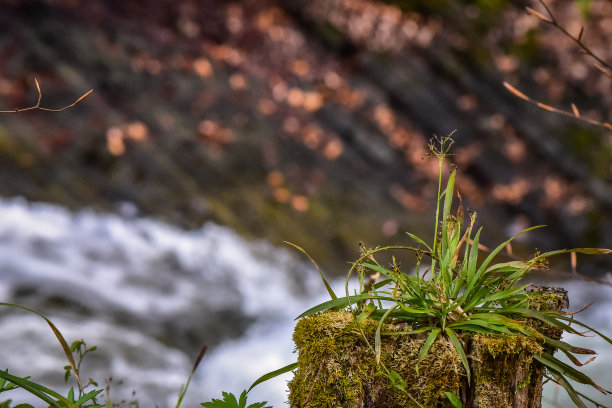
[{"x1": 0, "y1": 0, "x2": 610, "y2": 275}]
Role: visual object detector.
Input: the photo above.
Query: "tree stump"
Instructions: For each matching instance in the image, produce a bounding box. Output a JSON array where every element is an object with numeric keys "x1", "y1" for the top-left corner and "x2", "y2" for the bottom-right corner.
[{"x1": 288, "y1": 286, "x2": 567, "y2": 408}]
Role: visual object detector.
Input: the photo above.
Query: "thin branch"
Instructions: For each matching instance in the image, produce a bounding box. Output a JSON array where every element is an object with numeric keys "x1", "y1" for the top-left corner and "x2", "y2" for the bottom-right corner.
[
  {"x1": 526, "y1": 0, "x2": 611, "y2": 77},
  {"x1": 0, "y1": 78, "x2": 93, "y2": 113},
  {"x1": 504, "y1": 81, "x2": 612, "y2": 131},
  {"x1": 507, "y1": 1, "x2": 612, "y2": 130}
]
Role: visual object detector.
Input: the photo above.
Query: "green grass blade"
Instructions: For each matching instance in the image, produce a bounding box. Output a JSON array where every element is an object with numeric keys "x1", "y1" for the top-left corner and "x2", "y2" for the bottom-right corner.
[
  {"x1": 417, "y1": 328, "x2": 441, "y2": 368},
  {"x1": 461, "y1": 286, "x2": 491, "y2": 312},
  {"x1": 445, "y1": 328, "x2": 470, "y2": 384},
  {"x1": 500, "y1": 308, "x2": 590, "y2": 338},
  {"x1": 247, "y1": 362, "x2": 298, "y2": 394},
  {"x1": 0, "y1": 370, "x2": 76, "y2": 407},
  {"x1": 543, "y1": 337, "x2": 596, "y2": 356},
  {"x1": 381, "y1": 326, "x2": 439, "y2": 336},
  {"x1": 534, "y1": 353, "x2": 610, "y2": 393},
  {"x1": 546, "y1": 370, "x2": 589, "y2": 408},
  {"x1": 547, "y1": 371, "x2": 611, "y2": 408},
  {"x1": 296, "y1": 294, "x2": 396, "y2": 320},
  {"x1": 446, "y1": 324, "x2": 498, "y2": 335},
  {"x1": 360, "y1": 263, "x2": 397, "y2": 283},
  {"x1": 440, "y1": 170, "x2": 456, "y2": 259},
  {"x1": 176, "y1": 344, "x2": 208, "y2": 408},
  {"x1": 465, "y1": 226, "x2": 544, "y2": 297},
  {"x1": 552, "y1": 313, "x2": 612, "y2": 344},
  {"x1": 284, "y1": 242, "x2": 337, "y2": 300},
  {"x1": 406, "y1": 232, "x2": 433, "y2": 252},
  {"x1": 395, "y1": 302, "x2": 435, "y2": 316},
  {"x1": 444, "y1": 391, "x2": 462, "y2": 408},
  {"x1": 0, "y1": 303, "x2": 83, "y2": 393},
  {"x1": 538, "y1": 248, "x2": 612, "y2": 258},
  {"x1": 375, "y1": 306, "x2": 398, "y2": 365},
  {"x1": 467, "y1": 227, "x2": 482, "y2": 281},
  {"x1": 478, "y1": 285, "x2": 529, "y2": 306},
  {"x1": 449, "y1": 318, "x2": 511, "y2": 334},
  {"x1": 355, "y1": 303, "x2": 377, "y2": 325},
  {"x1": 485, "y1": 260, "x2": 532, "y2": 273}
]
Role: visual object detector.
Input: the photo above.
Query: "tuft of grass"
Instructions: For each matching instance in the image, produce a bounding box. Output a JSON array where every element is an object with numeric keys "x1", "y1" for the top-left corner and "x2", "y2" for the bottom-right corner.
[{"x1": 297, "y1": 132, "x2": 612, "y2": 407}]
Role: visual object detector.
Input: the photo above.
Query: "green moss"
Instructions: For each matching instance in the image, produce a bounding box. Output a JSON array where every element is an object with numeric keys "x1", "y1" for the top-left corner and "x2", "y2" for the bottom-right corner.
[
  {"x1": 523, "y1": 290, "x2": 567, "y2": 340},
  {"x1": 474, "y1": 333, "x2": 542, "y2": 359},
  {"x1": 289, "y1": 310, "x2": 463, "y2": 407},
  {"x1": 471, "y1": 333, "x2": 543, "y2": 407}
]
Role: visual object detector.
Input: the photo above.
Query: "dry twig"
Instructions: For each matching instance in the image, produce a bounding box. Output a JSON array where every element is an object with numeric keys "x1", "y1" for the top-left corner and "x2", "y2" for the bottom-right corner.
[
  {"x1": 505, "y1": 0, "x2": 612, "y2": 131},
  {"x1": 504, "y1": 81, "x2": 612, "y2": 131},
  {"x1": 527, "y1": 0, "x2": 611, "y2": 77},
  {"x1": 0, "y1": 78, "x2": 93, "y2": 113}
]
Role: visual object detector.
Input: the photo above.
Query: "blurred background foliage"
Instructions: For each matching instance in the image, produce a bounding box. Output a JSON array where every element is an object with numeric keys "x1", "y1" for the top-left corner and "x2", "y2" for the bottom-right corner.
[{"x1": 0, "y1": 0, "x2": 610, "y2": 276}]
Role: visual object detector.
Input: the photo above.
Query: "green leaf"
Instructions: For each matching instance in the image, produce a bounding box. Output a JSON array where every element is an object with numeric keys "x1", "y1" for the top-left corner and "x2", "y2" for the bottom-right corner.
[
  {"x1": 247, "y1": 362, "x2": 298, "y2": 394},
  {"x1": 449, "y1": 318, "x2": 511, "y2": 335},
  {"x1": 296, "y1": 294, "x2": 395, "y2": 320},
  {"x1": 484, "y1": 260, "x2": 532, "y2": 273},
  {"x1": 247, "y1": 402, "x2": 272, "y2": 408},
  {"x1": 466, "y1": 227, "x2": 481, "y2": 281},
  {"x1": 0, "y1": 370, "x2": 18, "y2": 393},
  {"x1": 464, "y1": 226, "x2": 544, "y2": 298},
  {"x1": 461, "y1": 286, "x2": 491, "y2": 312},
  {"x1": 445, "y1": 328, "x2": 470, "y2": 384},
  {"x1": 0, "y1": 369, "x2": 77, "y2": 407},
  {"x1": 381, "y1": 326, "x2": 439, "y2": 336},
  {"x1": 478, "y1": 285, "x2": 529, "y2": 306},
  {"x1": 376, "y1": 370, "x2": 407, "y2": 392},
  {"x1": 0, "y1": 303, "x2": 84, "y2": 394},
  {"x1": 201, "y1": 390, "x2": 271, "y2": 408},
  {"x1": 543, "y1": 337, "x2": 596, "y2": 356},
  {"x1": 395, "y1": 302, "x2": 435, "y2": 317},
  {"x1": 551, "y1": 313, "x2": 612, "y2": 345},
  {"x1": 360, "y1": 263, "x2": 396, "y2": 283},
  {"x1": 444, "y1": 391, "x2": 462, "y2": 408},
  {"x1": 76, "y1": 389, "x2": 104, "y2": 405},
  {"x1": 238, "y1": 390, "x2": 247, "y2": 408},
  {"x1": 375, "y1": 306, "x2": 398, "y2": 365},
  {"x1": 534, "y1": 353, "x2": 610, "y2": 393},
  {"x1": 538, "y1": 247, "x2": 612, "y2": 258},
  {"x1": 355, "y1": 303, "x2": 377, "y2": 325},
  {"x1": 546, "y1": 370, "x2": 588, "y2": 408},
  {"x1": 406, "y1": 232, "x2": 432, "y2": 252},
  {"x1": 284, "y1": 242, "x2": 337, "y2": 300},
  {"x1": 417, "y1": 328, "x2": 441, "y2": 368},
  {"x1": 440, "y1": 170, "x2": 456, "y2": 259}
]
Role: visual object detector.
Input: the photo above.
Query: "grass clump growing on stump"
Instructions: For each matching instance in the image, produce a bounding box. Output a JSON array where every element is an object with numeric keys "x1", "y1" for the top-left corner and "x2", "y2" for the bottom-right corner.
[
  {"x1": 289, "y1": 133, "x2": 612, "y2": 407},
  {"x1": 289, "y1": 310, "x2": 464, "y2": 407}
]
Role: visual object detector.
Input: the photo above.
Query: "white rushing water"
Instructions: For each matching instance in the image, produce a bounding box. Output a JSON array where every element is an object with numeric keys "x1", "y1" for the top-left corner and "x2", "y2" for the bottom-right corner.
[{"x1": 0, "y1": 197, "x2": 610, "y2": 407}]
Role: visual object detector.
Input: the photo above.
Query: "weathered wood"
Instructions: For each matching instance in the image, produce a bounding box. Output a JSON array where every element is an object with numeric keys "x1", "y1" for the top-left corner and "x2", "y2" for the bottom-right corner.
[{"x1": 289, "y1": 286, "x2": 567, "y2": 408}]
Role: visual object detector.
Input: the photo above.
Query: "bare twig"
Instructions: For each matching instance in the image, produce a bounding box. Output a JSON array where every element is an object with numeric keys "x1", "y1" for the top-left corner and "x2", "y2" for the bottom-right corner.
[
  {"x1": 504, "y1": 81, "x2": 612, "y2": 131},
  {"x1": 506, "y1": 1, "x2": 612, "y2": 131},
  {"x1": 0, "y1": 78, "x2": 93, "y2": 113},
  {"x1": 527, "y1": 0, "x2": 611, "y2": 77}
]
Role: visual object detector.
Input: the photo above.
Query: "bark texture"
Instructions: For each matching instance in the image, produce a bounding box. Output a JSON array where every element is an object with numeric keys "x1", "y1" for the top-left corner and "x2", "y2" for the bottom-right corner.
[{"x1": 290, "y1": 286, "x2": 568, "y2": 408}]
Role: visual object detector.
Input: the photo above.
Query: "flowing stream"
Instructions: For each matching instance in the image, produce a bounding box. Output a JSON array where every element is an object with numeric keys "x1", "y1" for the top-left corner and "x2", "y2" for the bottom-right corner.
[{"x1": 0, "y1": 198, "x2": 610, "y2": 407}]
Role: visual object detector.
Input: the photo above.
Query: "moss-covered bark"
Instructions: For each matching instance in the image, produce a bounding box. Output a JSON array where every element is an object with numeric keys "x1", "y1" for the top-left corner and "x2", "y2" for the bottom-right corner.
[
  {"x1": 289, "y1": 310, "x2": 464, "y2": 407},
  {"x1": 289, "y1": 287, "x2": 567, "y2": 408}
]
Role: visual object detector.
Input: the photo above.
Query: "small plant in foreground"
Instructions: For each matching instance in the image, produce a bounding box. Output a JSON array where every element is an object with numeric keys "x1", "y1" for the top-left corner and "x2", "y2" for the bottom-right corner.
[
  {"x1": 201, "y1": 390, "x2": 271, "y2": 408},
  {"x1": 292, "y1": 133, "x2": 612, "y2": 407},
  {"x1": 0, "y1": 301, "x2": 286, "y2": 408}
]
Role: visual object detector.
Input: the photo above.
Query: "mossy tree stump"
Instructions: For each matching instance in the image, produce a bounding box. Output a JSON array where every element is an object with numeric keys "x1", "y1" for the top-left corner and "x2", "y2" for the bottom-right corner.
[{"x1": 288, "y1": 286, "x2": 567, "y2": 408}]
